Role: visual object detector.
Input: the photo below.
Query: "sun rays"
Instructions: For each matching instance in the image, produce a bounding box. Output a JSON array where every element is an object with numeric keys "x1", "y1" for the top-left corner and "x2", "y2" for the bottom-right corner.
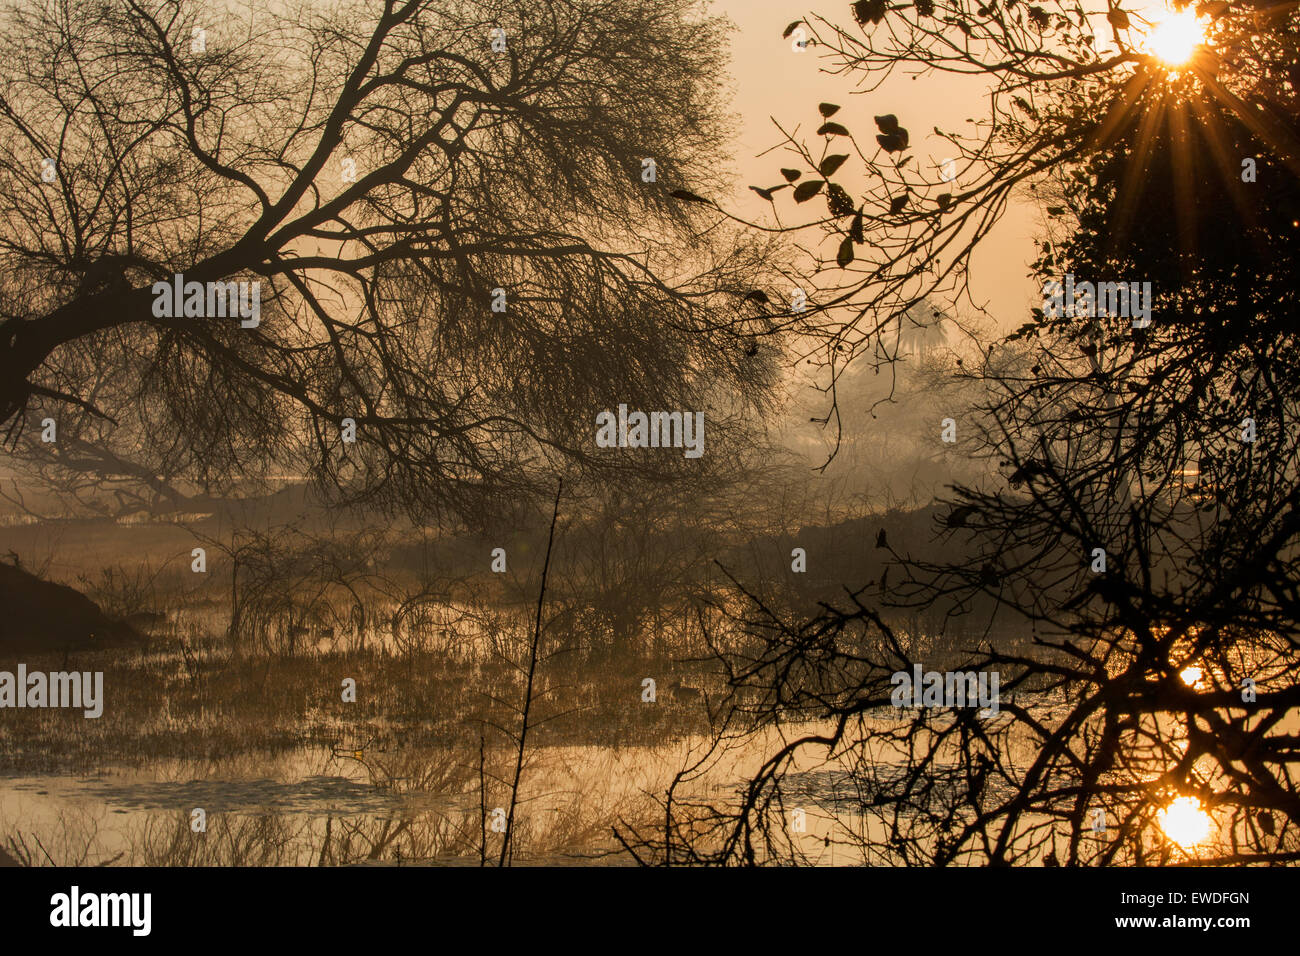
[{"x1": 1077, "y1": 4, "x2": 1290, "y2": 263}]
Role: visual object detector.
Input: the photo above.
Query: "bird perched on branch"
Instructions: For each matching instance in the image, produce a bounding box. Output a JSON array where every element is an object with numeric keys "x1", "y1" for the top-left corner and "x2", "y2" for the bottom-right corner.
[
  {"x1": 1008, "y1": 459, "x2": 1048, "y2": 488},
  {"x1": 943, "y1": 504, "x2": 978, "y2": 529}
]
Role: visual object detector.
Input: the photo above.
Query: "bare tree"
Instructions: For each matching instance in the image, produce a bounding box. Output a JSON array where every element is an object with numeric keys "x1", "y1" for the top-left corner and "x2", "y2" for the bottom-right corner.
[{"x1": 0, "y1": 0, "x2": 790, "y2": 522}]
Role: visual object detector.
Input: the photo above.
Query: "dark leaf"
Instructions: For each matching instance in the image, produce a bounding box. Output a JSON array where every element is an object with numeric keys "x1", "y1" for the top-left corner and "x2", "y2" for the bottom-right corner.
[
  {"x1": 876, "y1": 129, "x2": 909, "y2": 152},
  {"x1": 780, "y1": 168, "x2": 802, "y2": 182},
  {"x1": 852, "y1": 0, "x2": 889, "y2": 24},
  {"x1": 874, "y1": 113, "x2": 900, "y2": 134},
  {"x1": 818, "y1": 121, "x2": 851, "y2": 136},
  {"x1": 669, "y1": 189, "x2": 712, "y2": 205},
  {"x1": 850, "y1": 210, "x2": 865, "y2": 243},
  {"x1": 1028, "y1": 5, "x2": 1049, "y2": 28},
  {"x1": 749, "y1": 184, "x2": 790, "y2": 201},
  {"x1": 793, "y1": 179, "x2": 825, "y2": 202},
  {"x1": 1106, "y1": 7, "x2": 1129, "y2": 29},
  {"x1": 819, "y1": 154, "x2": 849, "y2": 177},
  {"x1": 889, "y1": 193, "x2": 909, "y2": 213},
  {"x1": 743, "y1": 290, "x2": 771, "y2": 305},
  {"x1": 782, "y1": 19, "x2": 804, "y2": 37},
  {"x1": 827, "y1": 183, "x2": 855, "y2": 217},
  {"x1": 937, "y1": 192, "x2": 953, "y2": 211},
  {"x1": 819, "y1": 102, "x2": 841, "y2": 117},
  {"x1": 836, "y1": 236, "x2": 855, "y2": 267}
]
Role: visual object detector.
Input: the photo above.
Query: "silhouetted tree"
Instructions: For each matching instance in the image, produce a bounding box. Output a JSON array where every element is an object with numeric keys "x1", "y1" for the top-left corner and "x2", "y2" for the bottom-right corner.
[
  {"x1": 620, "y1": 0, "x2": 1300, "y2": 866},
  {"x1": 0, "y1": 0, "x2": 788, "y2": 522}
]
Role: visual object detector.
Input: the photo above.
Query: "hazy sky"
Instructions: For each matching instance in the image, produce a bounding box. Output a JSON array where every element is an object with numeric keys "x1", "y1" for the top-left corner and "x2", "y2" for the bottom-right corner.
[
  {"x1": 714, "y1": 0, "x2": 1041, "y2": 328},
  {"x1": 703, "y1": 0, "x2": 1050, "y2": 485}
]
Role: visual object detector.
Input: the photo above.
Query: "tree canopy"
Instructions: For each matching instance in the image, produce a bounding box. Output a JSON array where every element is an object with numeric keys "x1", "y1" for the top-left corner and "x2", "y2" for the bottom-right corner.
[{"x1": 0, "y1": 0, "x2": 787, "y2": 521}]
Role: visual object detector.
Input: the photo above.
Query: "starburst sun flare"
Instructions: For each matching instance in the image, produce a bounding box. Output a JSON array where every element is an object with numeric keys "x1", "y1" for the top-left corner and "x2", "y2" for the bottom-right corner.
[{"x1": 1142, "y1": 5, "x2": 1208, "y2": 66}]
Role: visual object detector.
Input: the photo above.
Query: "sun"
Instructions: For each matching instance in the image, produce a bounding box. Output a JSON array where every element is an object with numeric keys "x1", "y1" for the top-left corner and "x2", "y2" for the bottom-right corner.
[
  {"x1": 1143, "y1": 6, "x2": 1207, "y2": 66},
  {"x1": 1158, "y1": 796, "x2": 1211, "y2": 848}
]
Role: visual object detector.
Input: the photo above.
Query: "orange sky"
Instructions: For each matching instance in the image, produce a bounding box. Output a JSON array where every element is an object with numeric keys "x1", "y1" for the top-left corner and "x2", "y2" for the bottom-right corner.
[{"x1": 714, "y1": 0, "x2": 1041, "y2": 330}]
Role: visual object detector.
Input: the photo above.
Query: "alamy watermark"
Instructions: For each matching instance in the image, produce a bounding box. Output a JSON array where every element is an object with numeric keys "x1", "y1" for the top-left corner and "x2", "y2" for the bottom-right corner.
[
  {"x1": 0, "y1": 665, "x2": 103, "y2": 718},
  {"x1": 891, "y1": 664, "x2": 1000, "y2": 716},
  {"x1": 50, "y1": 886, "x2": 150, "y2": 936},
  {"x1": 1042, "y1": 274, "x2": 1152, "y2": 329},
  {"x1": 152, "y1": 273, "x2": 261, "y2": 327},
  {"x1": 595, "y1": 404, "x2": 704, "y2": 459}
]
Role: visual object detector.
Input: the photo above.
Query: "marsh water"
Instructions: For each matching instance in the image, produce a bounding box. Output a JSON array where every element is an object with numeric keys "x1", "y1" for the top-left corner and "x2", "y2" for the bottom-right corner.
[
  {"x1": 0, "y1": 510, "x2": 786, "y2": 865},
  {"x1": 0, "y1": 511, "x2": 1169, "y2": 866},
  {"x1": 1, "y1": 740, "x2": 712, "y2": 865}
]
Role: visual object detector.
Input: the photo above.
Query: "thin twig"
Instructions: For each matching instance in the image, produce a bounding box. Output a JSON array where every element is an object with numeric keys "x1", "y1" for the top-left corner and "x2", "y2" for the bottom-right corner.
[{"x1": 499, "y1": 479, "x2": 562, "y2": 867}]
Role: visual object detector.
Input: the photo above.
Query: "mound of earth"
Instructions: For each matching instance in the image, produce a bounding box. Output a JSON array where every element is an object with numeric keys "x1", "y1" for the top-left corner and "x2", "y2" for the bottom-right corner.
[{"x1": 0, "y1": 561, "x2": 142, "y2": 653}]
